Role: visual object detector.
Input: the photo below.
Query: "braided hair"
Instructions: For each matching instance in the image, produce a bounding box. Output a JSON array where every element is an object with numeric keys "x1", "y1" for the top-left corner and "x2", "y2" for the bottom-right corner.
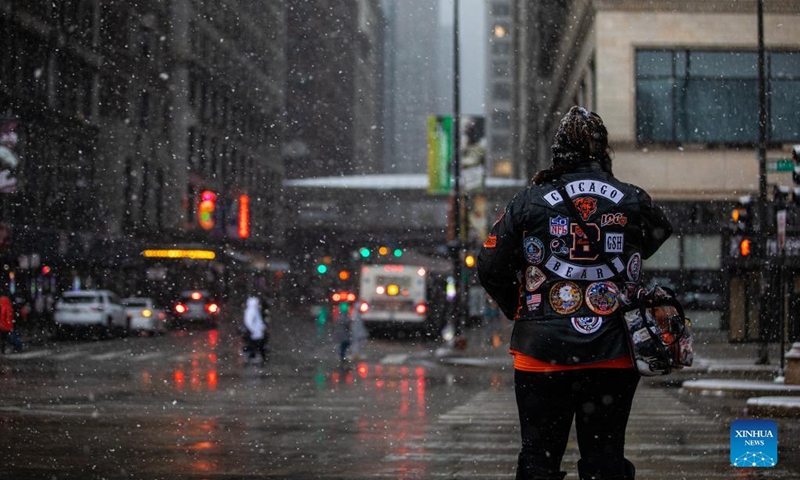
[{"x1": 533, "y1": 106, "x2": 613, "y2": 185}]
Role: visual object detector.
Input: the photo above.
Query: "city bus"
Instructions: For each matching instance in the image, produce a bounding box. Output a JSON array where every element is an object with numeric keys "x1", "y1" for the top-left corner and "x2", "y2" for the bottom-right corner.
[{"x1": 357, "y1": 263, "x2": 440, "y2": 334}]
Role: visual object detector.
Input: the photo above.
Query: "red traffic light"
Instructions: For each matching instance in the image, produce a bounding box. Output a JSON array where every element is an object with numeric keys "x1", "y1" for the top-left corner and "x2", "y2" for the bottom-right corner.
[{"x1": 740, "y1": 238, "x2": 751, "y2": 257}]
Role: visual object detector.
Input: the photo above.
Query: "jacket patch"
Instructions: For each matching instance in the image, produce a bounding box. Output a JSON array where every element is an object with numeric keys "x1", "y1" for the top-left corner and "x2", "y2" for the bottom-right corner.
[
  {"x1": 549, "y1": 281, "x2": 582, "y2": 315},
  {"x1": 544, "y1": 255, "x2": 625, "y2": 281},
  {"x1": 626, "y1": 253, "x2": 642, "y2": 281},
  {"x1": 605, "y1": 232, "x2": 624, "y2": 253},
  {"x1": 526, "y1": 293, "x2": 542, "y2": 313},
  {"x1": 570, "y1": 316, "x2": 603, "y2": 334},
  {"x1": 585, "y1": 281, "x2": 620, "y2": 315},
  {"x1": 600, "y1": 212, "x2": 628, "y2": 227},
  {"x1": 543, "y1": 180, "x2": 625, "y2": 206},
  {"x1": 525, "y1": 266, "x2": 546, "y2": 292},
  {"x1": 550, "y1": 238, "x2": 569, "y2": 255},
  {"x1": 483, "y1": 235, "x2": 497, "y2": 248},
  {"x1": 572, "y1": 197, "x2": 597, "y2": 221},
  {"x1": 523, "y1": 236, "x2": 545, "y2": 264},
  {"x1": 549, "y1": 215, "x2": 569, "y2": 237}
]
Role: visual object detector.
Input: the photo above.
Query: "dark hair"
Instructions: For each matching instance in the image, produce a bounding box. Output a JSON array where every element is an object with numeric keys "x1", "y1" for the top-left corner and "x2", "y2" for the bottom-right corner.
[{"x1": 532, "y1": 106, "x2": 613, "y2": 184}]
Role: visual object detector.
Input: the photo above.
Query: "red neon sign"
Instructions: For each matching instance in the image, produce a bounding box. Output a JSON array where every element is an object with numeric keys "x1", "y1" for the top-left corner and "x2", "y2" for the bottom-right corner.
[{"x1": 238, "y1": 195, "x2": 250, "y2": 238}]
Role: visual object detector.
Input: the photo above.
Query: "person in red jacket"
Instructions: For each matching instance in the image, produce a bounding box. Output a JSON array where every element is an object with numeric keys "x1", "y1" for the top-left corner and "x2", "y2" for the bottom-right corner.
[{"x1": 0, "y1": 294, "x2": 14, "y2": 354}]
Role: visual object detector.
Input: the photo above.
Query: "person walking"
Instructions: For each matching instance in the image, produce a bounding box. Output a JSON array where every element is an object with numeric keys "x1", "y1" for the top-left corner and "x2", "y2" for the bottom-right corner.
[
  {"x1": 0, "y1": 293, "x2": 15, "y2": 354},
  {"x1": 477, "y1": 106, "x2": 673, "y2": 480},
  {"x1": 243, "y1": 296, "x2": 268, "y2": 366}
]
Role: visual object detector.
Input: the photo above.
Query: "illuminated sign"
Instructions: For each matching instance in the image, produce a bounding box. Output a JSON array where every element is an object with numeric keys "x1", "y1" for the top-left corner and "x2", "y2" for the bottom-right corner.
[
  {"x1": 142, "y1": 249, "x2": 216, "y2": 260},
  {"x1": 238, "y1": 195, "x2": 250, "y2": 239}
]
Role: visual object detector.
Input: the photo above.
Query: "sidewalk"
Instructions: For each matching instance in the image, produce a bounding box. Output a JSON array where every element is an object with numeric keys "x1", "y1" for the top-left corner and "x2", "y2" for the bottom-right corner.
[{"x1": 437, "y1": 323, "x2": 800, "y2": 417}]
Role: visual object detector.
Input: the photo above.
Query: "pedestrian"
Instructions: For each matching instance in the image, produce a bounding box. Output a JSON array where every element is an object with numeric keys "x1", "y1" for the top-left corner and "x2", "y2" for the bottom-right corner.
[
  {"x1": 477, "y1": 106, "x2": 673, "y2": 480},
  {"x1": 243, "y1": 296, "x2": 268, "y2": 365},
  {"x1": 333, "y1": 306, "x2": 352, "y2": 363},
  {"x1": 0, "y1": 293, "x2": 15, "y2": 354},
  {"x1": 348, "y1": 303, "x2": 368, "y2": 361}
]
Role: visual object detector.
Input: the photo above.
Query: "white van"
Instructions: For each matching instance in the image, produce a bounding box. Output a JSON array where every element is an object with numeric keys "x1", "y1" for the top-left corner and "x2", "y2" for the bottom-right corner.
[{"x1": 53, "y1": 290, "x2": 127, "y2": 337}]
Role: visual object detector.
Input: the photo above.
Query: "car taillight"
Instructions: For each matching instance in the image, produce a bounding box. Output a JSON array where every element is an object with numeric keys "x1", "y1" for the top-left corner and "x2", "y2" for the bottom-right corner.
[
  {"x1": 358, "y1": 301, "x2": 370, "y2": 313},
  {"x1": 175, "y1": 303, "x2": 187, "y2": 314},
  {"x1": 206, "y1": 303, "x2": 219, "y2": 314},
  {"x1": 142, "y1": 309, "x2": 152, "y2": 317},
  {"x1": 415, "y1": 303, "x2": 427, "y2": 315}
]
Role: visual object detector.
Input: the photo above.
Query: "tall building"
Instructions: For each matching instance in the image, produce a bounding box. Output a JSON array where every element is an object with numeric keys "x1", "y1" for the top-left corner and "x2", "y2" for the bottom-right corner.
[
  {"x1": 284, "y1": 0, "x2": 385, "y2": 178},
  {"x1": 485, "y1": 0, "x2": 513, "y2": 178},
  {"x1": 512, "y1": 0, "x2": 800, "y2": 335},
  {"x1": 0, "y1": 0, "x2": 286, "y2": 295},
  {"x1": 382, "y1": 0, "x2": 440, "y2": 174}
]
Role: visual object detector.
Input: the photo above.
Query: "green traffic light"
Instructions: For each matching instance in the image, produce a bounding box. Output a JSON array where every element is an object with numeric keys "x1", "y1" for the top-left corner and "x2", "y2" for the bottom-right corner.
[
  {"x1": 359, "y1": 247, "x2": 371, "y2": 258},
  {"x1": 393, "y1": 248, "x2": 403, "y2": 257},
  {"x1": 317, "y1": 264, "x2": 328, "y2": 274}
]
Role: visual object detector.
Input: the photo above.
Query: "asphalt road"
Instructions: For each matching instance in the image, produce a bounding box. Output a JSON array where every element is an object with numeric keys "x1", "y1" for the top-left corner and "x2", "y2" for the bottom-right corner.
[{"x1": 0, "y1": 314, "x2": 797, "y2": 479}]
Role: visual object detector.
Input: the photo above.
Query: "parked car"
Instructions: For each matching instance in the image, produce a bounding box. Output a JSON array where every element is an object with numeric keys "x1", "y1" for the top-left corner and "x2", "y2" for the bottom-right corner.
[
  {"x1": 172, "y1": 290, "x2": 220, "y2": 327},
  {"x1": 53, "y1": 290, "x2": 127, "y2": 338},
  {"x1": 121, "y1": 297, "x2": 169, "y2": 335}
]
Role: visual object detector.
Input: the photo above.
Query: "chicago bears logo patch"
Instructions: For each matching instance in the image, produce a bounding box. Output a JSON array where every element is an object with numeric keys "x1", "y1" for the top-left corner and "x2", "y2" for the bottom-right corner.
[
  {"x1": 549, "y1": 281, "x2": 582, "y2": 315},
  {"x1": 570, "y1": 316, "x2": 603, "y2": 334},
  {"x1": 585, "y1": 281, "x2": 619, "y2": 315},
  {"x1": 572, "y1": 197, "x2": 597, "y2": 221}
]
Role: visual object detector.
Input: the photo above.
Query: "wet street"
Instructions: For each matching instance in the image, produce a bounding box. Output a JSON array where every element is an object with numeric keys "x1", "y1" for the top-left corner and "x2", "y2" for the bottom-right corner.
[{"x1": 0, "y1": 314, "x2": 797, "y2": 479}]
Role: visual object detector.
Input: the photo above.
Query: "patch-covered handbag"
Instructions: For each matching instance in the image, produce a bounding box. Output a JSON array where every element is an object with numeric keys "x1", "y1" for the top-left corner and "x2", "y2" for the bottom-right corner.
[{"x1": 623, "y1": 285, "x2": 694, "y2": 376}]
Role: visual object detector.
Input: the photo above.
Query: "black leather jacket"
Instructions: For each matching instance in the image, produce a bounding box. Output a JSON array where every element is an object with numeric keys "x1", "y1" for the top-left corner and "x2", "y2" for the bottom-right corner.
[{"x1": 477, "y1": 163, "x2": 673, "y2": 363}]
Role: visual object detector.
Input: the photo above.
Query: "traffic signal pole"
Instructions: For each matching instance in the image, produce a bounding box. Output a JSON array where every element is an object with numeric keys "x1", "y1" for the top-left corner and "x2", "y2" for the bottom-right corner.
[
  {"x1": 756, "y1": 0, "x2": 770, "y2": 364},
  {"x1": 449, "y1": 0, "x2": 465, "y2": 345}
]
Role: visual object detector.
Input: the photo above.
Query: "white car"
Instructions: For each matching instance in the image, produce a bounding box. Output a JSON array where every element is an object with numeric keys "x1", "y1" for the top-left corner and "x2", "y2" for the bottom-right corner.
[
  {"x1": 121, "y1": 297, "x2": 169, "y2": 334},
  {"x1": 53, "y1": 290, "x2": 127, "y2": 337}
]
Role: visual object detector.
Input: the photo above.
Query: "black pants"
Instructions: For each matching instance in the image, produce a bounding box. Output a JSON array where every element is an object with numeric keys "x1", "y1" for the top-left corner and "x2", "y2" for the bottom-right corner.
[{"x1": 514, "y1": 368, "x2": 640, "y2": 480}]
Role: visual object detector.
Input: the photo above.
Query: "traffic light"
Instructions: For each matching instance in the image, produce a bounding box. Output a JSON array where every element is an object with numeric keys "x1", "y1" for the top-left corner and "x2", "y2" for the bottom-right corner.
[
  {"x1": 464, "y1": 253, "x2": 476, "y2": 268},
  {"x1": 730, "y1": 195, "x2": 754, "y2": 233},
  {"x1": 197, "y1": 190, "x2": 217, "y2": 230},
  {"x1": 316, "y1": 264, "x2": 328, "y2": 274},
  {"x1": 359, "y1": 247, "x2": 371, "y2": 258},
  {"x1": 739, "y1": 238, "x2": 752, "y2": 257}
]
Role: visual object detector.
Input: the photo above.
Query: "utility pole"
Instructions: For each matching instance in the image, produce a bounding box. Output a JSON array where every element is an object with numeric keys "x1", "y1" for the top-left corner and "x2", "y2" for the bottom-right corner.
[
  {"x1": 449, "y1": 0, "x2": 464, "y2": 344},
  {"x1": 756, "y1": 0, "x2": 770, "y2": 364}
]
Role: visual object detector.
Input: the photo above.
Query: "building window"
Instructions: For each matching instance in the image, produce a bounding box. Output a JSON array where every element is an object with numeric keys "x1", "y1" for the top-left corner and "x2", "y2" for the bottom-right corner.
[{"x1": 635, "y1": 49, "x2": 800, "y2": 144}]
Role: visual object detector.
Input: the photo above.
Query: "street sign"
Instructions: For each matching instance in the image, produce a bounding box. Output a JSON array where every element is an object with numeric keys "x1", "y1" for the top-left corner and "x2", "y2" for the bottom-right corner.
[{"x1": 767, "y1": 158, "x2": 793, "y2": 172}]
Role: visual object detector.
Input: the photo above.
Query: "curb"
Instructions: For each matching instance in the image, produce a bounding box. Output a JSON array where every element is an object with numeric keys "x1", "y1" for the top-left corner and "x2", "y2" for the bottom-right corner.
[{"x1": 746, "y1": 396, "x2": 800, "y2": 418}]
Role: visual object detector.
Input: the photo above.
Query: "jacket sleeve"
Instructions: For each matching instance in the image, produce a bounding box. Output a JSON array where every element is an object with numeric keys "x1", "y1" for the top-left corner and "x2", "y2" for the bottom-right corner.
[
  {"x1": 638, "y1": 189, "x2": 674, "y2": 259},
  {"x1": 477, "y1": 194, "x2": 525, "y2": 319}
]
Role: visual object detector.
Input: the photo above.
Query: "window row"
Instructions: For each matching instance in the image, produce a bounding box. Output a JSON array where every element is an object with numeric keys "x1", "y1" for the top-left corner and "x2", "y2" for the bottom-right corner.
[{"x1": 636, "y1": 49, "x2": 800, "y2": 144}]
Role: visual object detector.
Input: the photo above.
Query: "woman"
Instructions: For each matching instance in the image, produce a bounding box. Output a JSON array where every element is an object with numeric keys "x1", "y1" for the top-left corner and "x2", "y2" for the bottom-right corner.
[{"x1": 477, "y1": 107, "x2": 673, "y2": 480}]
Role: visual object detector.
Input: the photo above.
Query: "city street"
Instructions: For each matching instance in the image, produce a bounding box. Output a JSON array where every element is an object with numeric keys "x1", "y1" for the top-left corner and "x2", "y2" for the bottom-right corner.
[{"x1": 0, "y1": 314, "x2": 797, "y2": 479}]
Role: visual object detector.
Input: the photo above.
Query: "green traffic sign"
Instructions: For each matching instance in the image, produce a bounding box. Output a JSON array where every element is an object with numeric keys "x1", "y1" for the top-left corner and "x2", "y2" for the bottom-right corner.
[{"x1": 767, "y1": 158, "x2": 794, "y2": 172}]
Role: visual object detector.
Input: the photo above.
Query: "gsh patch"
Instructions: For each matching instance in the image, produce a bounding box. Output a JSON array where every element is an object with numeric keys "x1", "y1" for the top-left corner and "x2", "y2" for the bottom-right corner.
[
  {"x1": 523, "y1": 236, "x2": 545, "y2": 264},
  {"x1": 550, "y1": 215, "x2": 569, "y2": 237},
  {"x1": 605, "y1": 232, "x2": 624, "y2": 253}
]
